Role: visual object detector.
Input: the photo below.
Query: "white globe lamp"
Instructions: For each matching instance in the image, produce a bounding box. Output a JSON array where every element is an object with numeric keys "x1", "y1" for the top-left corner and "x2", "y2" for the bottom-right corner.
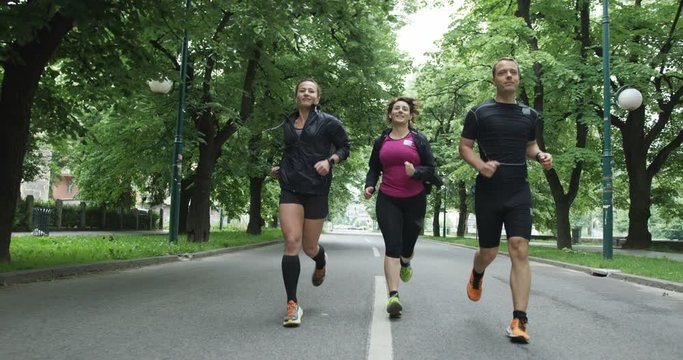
[
  {"x1": 148, "y1": 79, "x2": 173, "y2": 95},
  {"x1": 616, "y1": 86, "x2": 642, "y2": 111}
]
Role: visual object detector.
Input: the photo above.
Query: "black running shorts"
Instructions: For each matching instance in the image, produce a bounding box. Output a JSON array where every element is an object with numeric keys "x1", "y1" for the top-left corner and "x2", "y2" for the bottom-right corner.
[
  {"x1": 279, "y1": 189, "x2": 329, "y2": 219},
  {"x1": 474, "y1": 176, "x2": 532, "y2": 248}
]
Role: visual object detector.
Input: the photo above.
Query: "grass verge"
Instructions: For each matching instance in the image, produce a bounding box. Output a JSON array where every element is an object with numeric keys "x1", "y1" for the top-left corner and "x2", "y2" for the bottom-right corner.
[
  {"x1": 1, "y1": 229, "x2": 282, "y2": 273},
  {"x1": 428, "y1": 236, "x2": 683, "y2": 283}
]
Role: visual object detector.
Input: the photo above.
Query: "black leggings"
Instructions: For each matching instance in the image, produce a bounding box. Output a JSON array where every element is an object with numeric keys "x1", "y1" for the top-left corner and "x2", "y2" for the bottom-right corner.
[{"x1": 376, "y1": 191, "x2": 427, "y2": 258}]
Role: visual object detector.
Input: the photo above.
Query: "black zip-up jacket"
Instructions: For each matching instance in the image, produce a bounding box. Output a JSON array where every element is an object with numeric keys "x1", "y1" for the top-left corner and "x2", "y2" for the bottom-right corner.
[
  {"x1": 365, "y1": 127, "x2": 442, "y2": 195},
  {"x1": 278, "y1": 105, "x2": 350, "y2": 195}
]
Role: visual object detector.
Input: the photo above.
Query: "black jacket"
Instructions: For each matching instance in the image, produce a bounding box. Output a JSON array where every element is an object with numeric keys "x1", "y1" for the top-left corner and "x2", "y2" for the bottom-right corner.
[
  {"x1": 365, "y1": 127, "x2": 442, "y2": 195},
  {"x1": 278, "y1": 105, "x2": 350, "y2": 195}
]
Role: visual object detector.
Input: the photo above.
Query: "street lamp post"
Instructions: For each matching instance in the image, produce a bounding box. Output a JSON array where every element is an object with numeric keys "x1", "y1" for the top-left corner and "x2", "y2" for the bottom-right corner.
[
  {"x1": 167, "y1": 0, "x2": 191, "y2": 243},
  {"x1": 602, "y1": 0, "x2": 643, "y2": 259},
  {"x1": 601, "y1": 0, "x2": 614, "y2": 259},
  {"x1": 148, "y1": 0, "x2": 191, "y2": 243},
  {"x1": 443, "y1": 189, "x2": 447, "y2": 237},
  {"x1": 442, "y1": 179, "x2": 449, "y2": 238}
]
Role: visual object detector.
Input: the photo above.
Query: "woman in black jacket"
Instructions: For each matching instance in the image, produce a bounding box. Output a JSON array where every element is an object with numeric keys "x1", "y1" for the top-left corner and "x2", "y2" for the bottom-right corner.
[
  {"x1": 271, "y1": 78, "x2": 350, "y2": 327},
  {"x1": 364, "y1": 97, "x2": 441, "y2": 318}
]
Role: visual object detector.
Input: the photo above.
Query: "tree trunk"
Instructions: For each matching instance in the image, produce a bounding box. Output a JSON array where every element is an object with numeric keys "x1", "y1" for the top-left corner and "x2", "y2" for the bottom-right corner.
[
  {"x1": 247, "y1": 176, "x2": 265, "y2": 235},
  {"x1": 432, "y1": 188, "x2": 442, "y2": 237},
  {"x1": 179, "y1": 177, "x2": 192, "y2": 234},
  {"x1": 554, "y1": 200, "x2": 572, "y2": 249},
  {"x1": 625, "y1": 187, "x2": 652, "y2": 249},
  {"x1": 456, "y1": 180, "x2": 468, "y2": 237},
  {"x1": 0, "y1": 13, "x2": 74, "y2": 263},
  {"x1": 186, "y1": 111, "x2": 216, "y2": 243},
  {"x1": 186, "y1": 174, "x2": 211, "y2": 242},
  {"x1": 621, "y1": 107, "x2": 653, "y2": 249},
  {"x1": 246, "y1": 133, "x2": 265, "y2": 235}
]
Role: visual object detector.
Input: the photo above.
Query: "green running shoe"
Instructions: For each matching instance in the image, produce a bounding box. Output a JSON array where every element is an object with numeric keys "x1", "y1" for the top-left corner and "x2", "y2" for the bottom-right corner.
[
  {"x1": 386, "y1": 295, "x2": 402, "y2": 318},
  {"x1": 400, "y1": 264, "x2": 413, "y2": 283}
]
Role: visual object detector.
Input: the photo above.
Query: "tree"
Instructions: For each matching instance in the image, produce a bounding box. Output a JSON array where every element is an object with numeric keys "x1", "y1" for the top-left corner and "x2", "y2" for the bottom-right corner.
[
  {"x1": 0, "y1": 0, "x2": 161, "y2": 263},
  {"x1": 513, "y1": 0, "x2": 599, "y2": 249},
  {"x1": 417, "y1": 0, "x2": 682, "y2": 250},
  {"x1": 215, "y1": 0, "x2": 409, "y2": 236},
  {"x1": 414, "y1": 62, "x2": 475, "y2": 237},
  {"x1": 605, "y1": 1, "x2": 683, "y2": 248},
  {"x1": 68, "y1": 0, "x2": 409, "y2": 241}
]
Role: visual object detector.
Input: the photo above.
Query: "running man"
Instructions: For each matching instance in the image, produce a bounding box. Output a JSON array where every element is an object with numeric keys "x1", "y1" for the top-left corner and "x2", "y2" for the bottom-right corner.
[{"x1": 458, "y1": 57, "x2": 553, "y2": 343}]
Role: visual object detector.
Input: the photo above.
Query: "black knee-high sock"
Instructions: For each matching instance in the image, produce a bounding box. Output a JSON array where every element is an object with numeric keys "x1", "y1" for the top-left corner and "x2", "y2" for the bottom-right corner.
[
  {"x1": 312, "y1": 245, "x2": 326, "y2": 269},
  {"x1": 282, "y1": 255, "x2": 300, "y2": 302}
]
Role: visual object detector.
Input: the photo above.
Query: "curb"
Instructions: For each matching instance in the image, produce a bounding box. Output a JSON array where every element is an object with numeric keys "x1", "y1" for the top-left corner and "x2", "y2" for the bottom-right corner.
[
  {"x1": 0, "y1": 240, "x2": 279, "y2": 287},
  {"x1": 432, "y1": 240, "x2": 683, "y2": 294},
  {"x1": 528, "y1": 256, "x2": 683, "y2": 293}
]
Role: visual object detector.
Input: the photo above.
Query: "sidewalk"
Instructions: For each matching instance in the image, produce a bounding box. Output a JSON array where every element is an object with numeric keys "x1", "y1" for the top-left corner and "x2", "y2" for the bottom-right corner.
[
  {"x1": 529, "y1": 241, "x2": 683, "y2": 262},
  {"x1": 440, "y1": 239, "x2": 683, "y2": 294},
  {"x1": 525, "y1": 241, "x2": 683, "y2": 293},
  {"x1": 11, "y1": 230, "x2": 168, "y2": 237}
]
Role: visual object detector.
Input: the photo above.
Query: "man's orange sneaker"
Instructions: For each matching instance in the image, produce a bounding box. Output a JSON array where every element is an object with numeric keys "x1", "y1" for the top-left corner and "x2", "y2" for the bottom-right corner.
[
  {"x1": 506, "y1": 318, "x2": 530, "y2": 343},
  {"x1": 467, "y1": 270, "x2": 483, "y2": 301}
]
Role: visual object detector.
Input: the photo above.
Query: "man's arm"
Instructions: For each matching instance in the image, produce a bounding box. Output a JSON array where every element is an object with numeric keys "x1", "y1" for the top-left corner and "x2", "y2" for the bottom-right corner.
[
  {"x1": 526, "y1": 140, "x2": 553, "y2": 170},
  {"x1": 459, "y1": 137, "x2": 499, "y2": 178}
]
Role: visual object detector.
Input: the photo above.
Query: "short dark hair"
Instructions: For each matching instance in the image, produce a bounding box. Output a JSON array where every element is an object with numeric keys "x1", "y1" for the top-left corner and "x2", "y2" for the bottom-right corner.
[
  {"x1": 492, "y1": 57, "x2": 520, "y2": 77},
  {"x1": 385, "y1": 97, "x2": 419, "y2": 124}
]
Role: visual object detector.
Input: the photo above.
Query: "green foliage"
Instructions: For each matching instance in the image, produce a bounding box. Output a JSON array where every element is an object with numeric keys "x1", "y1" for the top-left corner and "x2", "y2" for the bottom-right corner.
[
  {"x1": 2, "y1": 1, "x2": 168, "y2": 183},
  {"x1": 12, "y1": 197, "x2": 33, "y2": 231},
  {"x1": 29, "y1": 0, "x2": 410, "y2": 221},
  {"x1": 414, "y1": 0, "x2": 682, "y2": 241},
  {"x1": 651, "y1": 203, "x2": 683, "y2": 240},
  {"x1": 7, "y1": 0, "x2": 678, "y2": 241},
  {"x1": 72, "y1": 102, "x2": 172, "y2": 207}
]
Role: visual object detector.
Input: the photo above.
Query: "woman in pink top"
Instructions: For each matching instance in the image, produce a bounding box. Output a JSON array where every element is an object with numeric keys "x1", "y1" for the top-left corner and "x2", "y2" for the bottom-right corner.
[{"x1": 364, "y1": 97, "x2": 442, "y2": 318}]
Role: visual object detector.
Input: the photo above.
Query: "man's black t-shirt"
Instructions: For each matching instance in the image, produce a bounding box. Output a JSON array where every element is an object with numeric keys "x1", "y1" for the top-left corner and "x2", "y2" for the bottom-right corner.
[{"x1": 461, "y1": 99, "x2": 538, "y2": 181}]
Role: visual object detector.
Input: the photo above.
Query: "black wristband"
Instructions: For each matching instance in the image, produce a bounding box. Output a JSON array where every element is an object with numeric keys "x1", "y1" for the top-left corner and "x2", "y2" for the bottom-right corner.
[{"x1": 327, "y1": 157, "x2": 335, "y2": 167}]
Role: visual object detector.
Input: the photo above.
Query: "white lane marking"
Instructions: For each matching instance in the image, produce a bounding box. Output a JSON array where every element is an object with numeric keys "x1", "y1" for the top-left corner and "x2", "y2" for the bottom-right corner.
[
  {"x1": 367, "y1": 237, "x2": 380, "y2": 257},
  {"x1": 368, "y1": 276, "x2": 392, "y2": 360}
]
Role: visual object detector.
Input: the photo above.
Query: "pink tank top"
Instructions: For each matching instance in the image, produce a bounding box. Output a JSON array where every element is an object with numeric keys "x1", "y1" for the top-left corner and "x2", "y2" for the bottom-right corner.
[{"x1": 379, "y1": 132, "x2": 424, "y2": 198}]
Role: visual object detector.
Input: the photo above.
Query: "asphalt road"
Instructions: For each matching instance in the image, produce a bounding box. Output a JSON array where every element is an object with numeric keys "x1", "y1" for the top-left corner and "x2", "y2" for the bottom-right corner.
[{"x1": 1, "y1": 232, "x2": 682, "y2": 360}]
